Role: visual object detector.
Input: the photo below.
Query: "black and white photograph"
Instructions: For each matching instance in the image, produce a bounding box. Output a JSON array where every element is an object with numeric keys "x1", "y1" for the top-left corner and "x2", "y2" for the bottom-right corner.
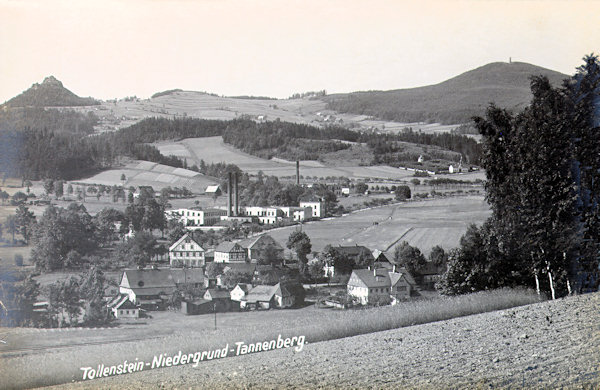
[{"x1": 1, "y1": 0, "x2": 599, "y2": 388}]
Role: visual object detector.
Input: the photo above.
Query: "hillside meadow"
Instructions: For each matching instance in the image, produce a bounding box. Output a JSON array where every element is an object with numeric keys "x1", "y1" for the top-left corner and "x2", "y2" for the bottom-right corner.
[
  {"x1": 0, "y1": 288, "x2": 542, "y2": 389},
  {"x1": 75, "y1": 91, "x2": 458, "y2": 136},
  {"x1": 155, "y1": 136, "x2": 481, "y2": 181},
  {"x1": 267, "y1": 195, "x2": 491, "y2": 256}
]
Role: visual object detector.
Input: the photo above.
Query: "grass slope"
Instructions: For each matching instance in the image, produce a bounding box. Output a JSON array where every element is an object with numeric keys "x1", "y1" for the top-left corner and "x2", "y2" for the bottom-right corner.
[
  {"x1": 1, "y1": 288, "x2": 543, "y2": 389},
  {"x1": 323, "y1": 62, "x2": 568, "y2": 124}
]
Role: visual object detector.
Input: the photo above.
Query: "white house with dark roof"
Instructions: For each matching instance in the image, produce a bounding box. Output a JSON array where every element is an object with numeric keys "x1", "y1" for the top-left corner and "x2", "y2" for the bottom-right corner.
[
  {"x1": 169, "y1": 233, "x2": 205, "y2": 268},
  {"x1": 347, "y1": 268, "x2": 415, "y2": 305},
  {"x1": 119, "y1": 269, "x2": 177, "y2": 308},
  {"x1": 214, "y1": 241, "x2": 248, "y2": 263},
  {"x1": 107, "y1": 295, "x2": 139, "y2": 319},
  {"x1": 119, "y1": 268, "x2": 204, "y2": 309},
  {"x1": 241, "y1": 285, "x2": 276, "y2": 310}
]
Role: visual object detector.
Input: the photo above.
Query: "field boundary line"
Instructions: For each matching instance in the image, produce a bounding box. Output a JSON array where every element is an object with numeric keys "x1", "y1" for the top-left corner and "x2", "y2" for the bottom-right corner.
[{"x1": 384, "y1": 227, "x2": 414, "y2": 252}]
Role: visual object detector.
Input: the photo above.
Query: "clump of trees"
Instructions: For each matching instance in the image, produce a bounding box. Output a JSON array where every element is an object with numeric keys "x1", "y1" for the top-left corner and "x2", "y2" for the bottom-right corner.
[
  {"x1": 439, "y1": 55, "x2": 600, "y2": 297},
  {"x1": 286, "y1": 231, "x2": 312, "y2": 275}
]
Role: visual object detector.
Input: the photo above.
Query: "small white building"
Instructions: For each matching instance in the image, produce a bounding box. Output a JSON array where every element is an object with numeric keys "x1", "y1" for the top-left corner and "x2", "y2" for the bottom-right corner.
[
  {"x1": 169, "y1": 233, "x2": 205, "y2": 268},
  {"x1": 205, "y1": 185, "x2": 222, "y2": 196},
  {"x1": 278, "y1": 206, "x2": 312, "y2": 221},
  {"x1": 230, "y1": 283, "x2": 253, "y2": 302},
  {"x1": 299, "y1": 200, "x2": 323, "y2": 218},
  {"x1": 107, "y1": 295, "x2": 140, "y2": 319}
]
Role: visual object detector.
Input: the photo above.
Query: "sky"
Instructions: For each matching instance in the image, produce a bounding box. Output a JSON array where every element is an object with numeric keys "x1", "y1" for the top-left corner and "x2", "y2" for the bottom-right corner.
[{"x1": 1, "y1": 0, "x2": 599, "y2": 103}]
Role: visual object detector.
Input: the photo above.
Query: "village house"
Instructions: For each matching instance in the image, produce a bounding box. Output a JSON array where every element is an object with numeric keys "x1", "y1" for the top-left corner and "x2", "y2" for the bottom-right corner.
[
  {"x1": 278, "y1": 206, "x2": 312, "y2": 221},
  {"x1": 347, "y1": 268, "x2": 415, "y2": 305},
  {"x1": 299, "y1": 200, "x2": 323, "y2": 218},
  {"x1": 107, "y1": 295, "x2": 140, "y2": 319},
  {"x1": 119, "y1": 268, "x2": 204, "y2": 310},
  {"x1": 240, "y1": 285, "x2": 275, "y2": 310},
  {"x1": 214, "y1": 241, "x2": 248, "y2": 263},
  {"x1": 204, "y1": 185, "x2": 222, "y2": 196},
  {"x1": 203, "y1": 288, "x2": 233, "y2": 312},
  {"x1": 324, "y1": 245, "x2": 375, "y2": 277},
  {"x1": 240, "y1": 281, "x2": 305, "y2": 310},
  {"x1": 241, "y1": 234, "x2": 285, "y2": 263},
  {"x1": 230, "y1": 283, "x2": 253, "y2": 302},
  {"x1": 169, "y1": 233, "x2": 205, "y2": 268},
  {"x1": 170, "y1": 268, "x2": 205, "y2": 289},
  {"x1": 119, "y1": 269, "x2": 176, "y2": 310}
]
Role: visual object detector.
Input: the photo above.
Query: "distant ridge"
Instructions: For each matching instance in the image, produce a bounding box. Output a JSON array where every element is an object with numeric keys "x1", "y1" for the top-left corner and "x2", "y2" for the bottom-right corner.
[
  {"x1": 2, "y1": 76, "x2": 99, "y2": 108},
  {"x1": 322, "y1": 62, "x2": 569, "y2": 124}
]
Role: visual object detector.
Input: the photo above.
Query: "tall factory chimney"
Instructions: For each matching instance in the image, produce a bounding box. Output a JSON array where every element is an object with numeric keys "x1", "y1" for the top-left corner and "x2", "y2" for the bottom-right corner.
[
  {"x1": 227, "y1": 172, "x2": 233, "y2": 217},
  {"x1": 233, "y1": 172, "x2": 239, "y2": 217},
  {"x1": 296, "y1": 160, "x2": 300, "y2": 186}
]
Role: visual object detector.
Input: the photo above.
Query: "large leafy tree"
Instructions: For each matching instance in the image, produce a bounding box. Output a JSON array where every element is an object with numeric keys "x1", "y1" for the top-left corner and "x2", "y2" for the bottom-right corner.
[
  {"x1": 442, "y1": 55, "x2": 600, "y2": 296},
  {"x1": 286, "y1": 230, "x2": 312, "y2": 274},
  {"x1": 30, "y1": 204, "x2": 98, "y2": 271},
  {"x1": 15, "y1": 204, "x2": 36, "y2": 243},
  {"x1": 393, "y1": 241, "x2": 427, "y2": 279}
]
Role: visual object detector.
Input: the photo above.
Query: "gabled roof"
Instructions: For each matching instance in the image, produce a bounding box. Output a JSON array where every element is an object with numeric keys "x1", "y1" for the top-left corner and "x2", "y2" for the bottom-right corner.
[
  {"x1": 110, "y1": 295, "x2": 138, "y2": 310},
  {"x1": 333, "y1": 245, "x2": 374, "y2": 258},
  {"x1": 223, "y1": 263, "x2": 258, "y2": 274},
  {"x1": 205, "y1": 289, "x2": 231, "y2": 299},
  {"x1": 244, "y1": 285, "x2": 276, "y2": 302},
  {"x1": 121, "y1": 269, "x2": 177, "y2": 291},
  {"x1": 272, "y1": 282, "x2": 292, "y2": 298},
  {"x1": 170, "y1": 269, "x2": 205, "y2": 285},
  {"x1": 233, "y1": 283, "x2": 253, "y2": 293},
  {"x1": 350, "y1": 269, "x2": 391, "y2": 288},
  {"x1": 205, "y1": 185, "x2": 221, "y2": 193},
  {"x1": 169, "y1": 233, "x2": 204, "y2": 252},
  {"x1": 279, "y1": 280, "x2": 305, "y2": 298},
  {"x1": 215, "y1": 241, "x2": 245, "y2": 253},
  {"x1": 243, "y1": 234, "x2": 284, "y2": 251}
]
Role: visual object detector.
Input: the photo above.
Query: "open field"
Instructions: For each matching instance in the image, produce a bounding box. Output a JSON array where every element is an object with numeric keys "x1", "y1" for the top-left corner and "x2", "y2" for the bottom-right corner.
[
  {"x1": 40, "y1": 291, "x2": 598, "y2": 390},
  {"x1": 74, "y1": 92, "x2": 461, "y2": 136},
  {"x1": 75, "y1": 160, "x2": 219, "y2": 193},
  {"x1": 155, "y1": 136, "x2": 486, "y2": 181},
  {"x1": 267, "y1": 195, "x2": 491, "y2": 256},
  {"x1": 0, "y1": 288, "x2": 547, "y2": 389}
]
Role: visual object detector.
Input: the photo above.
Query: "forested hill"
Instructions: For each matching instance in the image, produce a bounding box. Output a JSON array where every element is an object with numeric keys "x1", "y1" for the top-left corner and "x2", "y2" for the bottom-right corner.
[
  {"x1": 1, "y1": 76, "x2": 99, "y2": 108},
  {"x1": 322, "y1": 62, "x2": 568, "y2": 124}
]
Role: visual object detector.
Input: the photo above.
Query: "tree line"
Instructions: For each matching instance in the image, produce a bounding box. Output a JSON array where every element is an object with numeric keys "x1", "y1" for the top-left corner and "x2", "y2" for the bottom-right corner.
[{"x1": 438, "y1": 55, "x2": 600, "y2": 297}]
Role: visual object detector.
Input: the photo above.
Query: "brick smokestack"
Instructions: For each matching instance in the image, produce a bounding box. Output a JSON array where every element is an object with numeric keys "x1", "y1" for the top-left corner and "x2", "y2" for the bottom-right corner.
[
  {"x1": 234, "y1": 172, "x2": 239, "y2": 217},
  {"x1": 227, "y1": 172, "x2": 233, "y2": 217},
  {"x1": 296, "y1": 160, "x2": 300, "y2": 185}
]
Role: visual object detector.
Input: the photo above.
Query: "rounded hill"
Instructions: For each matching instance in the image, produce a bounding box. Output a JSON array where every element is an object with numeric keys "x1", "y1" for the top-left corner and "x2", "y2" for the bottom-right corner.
[{"x1": 323, "y1": 61, "x2": 568, "y2": 124}]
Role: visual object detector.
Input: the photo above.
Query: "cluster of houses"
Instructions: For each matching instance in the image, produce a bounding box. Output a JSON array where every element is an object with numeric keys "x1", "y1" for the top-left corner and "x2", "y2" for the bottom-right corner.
[
  {"x1": 165, "y1": 199, "x2": 323, "y2": 229},
  {"x1": 106, "y1": 229, "x2": 443, "y2": 319},
  {"x1": 168, "y1": 232, "x2": 284, "y2": 268},
  {"x1": 106, "y1": 266, "x2": 305, "y2": 319}
]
